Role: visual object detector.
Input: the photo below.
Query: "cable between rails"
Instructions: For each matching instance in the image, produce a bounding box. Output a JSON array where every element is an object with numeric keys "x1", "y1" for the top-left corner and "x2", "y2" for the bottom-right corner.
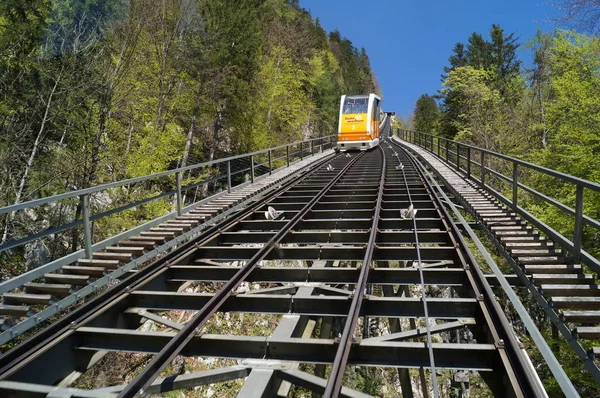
[
  {"x1": 396, "y1": 146, "x2": 440, "y2": 398},
  {"x1": 323, "y1": 146, "x2": 386, "y2": 398},
  {"x1": 118, "y1": 152, "x2": 366, "y2": 398}
]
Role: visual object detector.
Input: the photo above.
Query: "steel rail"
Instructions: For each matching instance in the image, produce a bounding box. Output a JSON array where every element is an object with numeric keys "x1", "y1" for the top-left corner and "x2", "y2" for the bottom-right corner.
[
  {"x1": 391, "y1": 138, "x2": 547, "y2": 397},
  {"x1": 323, "y1": 146, "x2": 386, "y2": 398},
  {"x1": 118, "y1": 152, "x2": 367, "y2": 398},
  {"x1": 413, "y1": 150, "x2": 578, "y2": 397},
  {"x1": 400, "y1": 129, "x2": 600, "y2": 271},
  {"x1": 0, "y1": 151, "x2": 340, "y2": 377},
  {"x1": 395, "y1": 144, "x2": 440, "y2": 397}
]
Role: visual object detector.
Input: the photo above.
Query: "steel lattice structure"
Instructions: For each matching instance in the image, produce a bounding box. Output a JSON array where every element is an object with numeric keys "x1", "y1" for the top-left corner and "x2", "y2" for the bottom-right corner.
[{"x1": 0, "y1": 128, "x2": 548, "y2": 397}]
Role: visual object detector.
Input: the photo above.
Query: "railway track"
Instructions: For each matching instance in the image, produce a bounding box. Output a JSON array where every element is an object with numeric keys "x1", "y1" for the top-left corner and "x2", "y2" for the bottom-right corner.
[
  {"x1": 0, "y1": 146, "x2": 334, "y2": 346},
  {"x1": 396, "y1": 134, "x2": 600, "y2": 385},
  {"x1": 0, "y1": 129, "x2": 548, "y2": 396}
]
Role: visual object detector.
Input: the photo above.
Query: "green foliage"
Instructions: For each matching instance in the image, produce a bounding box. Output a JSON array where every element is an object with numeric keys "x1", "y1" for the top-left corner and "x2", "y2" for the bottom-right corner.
[
  {"x1": 0, "y1": 0, "x2": 378, "y2": 265},
  {"x1": 440, "y1": 24, "x2": 522, "y2": 136},
  {"x1": 426, "y1": 25, "x2": 600, "y2": 395},
  {"x1": 250, "y1": 45, "x2": 312, "y2": 149},
  {"x1": 127, "y1": 122, "x2": 186, "y2": 176},
  {"x1": 441, "y1": 66, "x2": 505, "y2": 149},
  {"x1": 526, "y1": 331, "x2": 600, "y2": 397},
  {"x1": 414, "y1": 94, "x2": 441, "y2": 134}
]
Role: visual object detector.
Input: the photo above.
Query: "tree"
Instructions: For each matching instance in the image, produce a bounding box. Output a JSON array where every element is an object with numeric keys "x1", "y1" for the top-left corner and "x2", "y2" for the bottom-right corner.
[
  {"x1": 489, "y1": 24, "x2": 521, "y2": 86},
  {"x1": 413, "y1": 94, "x2": 441, "y2": 134},
  {"x1": 250, "y1": 45, "x2": 312, "y2": 148},
  {"x1": 439, "y1": 24, "x2": 522, "y2": 137},
  {"x1": 442, "y1": 42, "x2": 467, "y2": 80},
  {"x1": 441, "y1": 66, "x2": 505, "y2": 150},
  {"x1": 552, "y1": 0, "x2": 600, "y2": 35},
  {"x1": 524, "y1": 30, "x2": 555, "y2": 147},
  {"x1": 536, "y1": 31, "x2": 600, "y2": 181},
  {"x1": 466, "y1": 32, "x2": 491, "y2": 69}
]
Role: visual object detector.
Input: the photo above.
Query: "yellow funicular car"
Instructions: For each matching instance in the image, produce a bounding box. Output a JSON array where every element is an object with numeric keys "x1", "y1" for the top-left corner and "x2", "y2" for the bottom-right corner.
[{"x1": 337, "y1": 93, "x2": 382, "y2": 151}]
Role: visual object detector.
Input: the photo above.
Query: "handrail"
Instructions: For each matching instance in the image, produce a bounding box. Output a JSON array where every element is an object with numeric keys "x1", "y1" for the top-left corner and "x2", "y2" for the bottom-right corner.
[
  {"x1": 0, "y1": 135, "x2": 336, "y2": 258},
  {"x1": 0, "y1": 135, "x2": 335, "y2": 215},
  {"x1": 398, "y1": 128, "x2": 600, "y2": 270},
  {"x1": 400, "y1": 129, "x2": 600, "y2": 191}
]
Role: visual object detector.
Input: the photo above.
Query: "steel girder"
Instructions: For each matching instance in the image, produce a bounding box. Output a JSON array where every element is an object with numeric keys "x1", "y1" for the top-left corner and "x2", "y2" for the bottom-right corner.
[{"x1": 0, "y1": 135, "x2": 543, "y2": 398}]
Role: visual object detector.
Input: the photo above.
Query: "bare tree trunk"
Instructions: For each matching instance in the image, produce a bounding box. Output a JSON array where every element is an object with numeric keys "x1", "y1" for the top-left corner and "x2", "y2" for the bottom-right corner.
[
  {"x1": 2, "y1": 72, "x2": 61, "y2": 244},
  {"x1": 179, "y1": 115, "x2": 195, "y2": 206}
]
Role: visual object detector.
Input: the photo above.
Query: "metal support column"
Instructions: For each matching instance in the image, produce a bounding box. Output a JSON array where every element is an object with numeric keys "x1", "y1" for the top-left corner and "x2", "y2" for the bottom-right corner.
[
  {"x1": 574, "y1": 185, "x2": 584, "y2": 264},
  {"x1": 81, "y1": 194, "x2": 93, "y2": 259},
  {"x1": 268, "y1": 150, "x2": 272, "y2": 176},
  {"x1": 480, "y1": 151, "x2": 486, "y2": 187},
  {"x1": 445, "y1": 140, "x2": 449, "y2": 163},
  {"x1": 175, "y1": 172, "x2": 183, "y2": 216},
  {"x1": 512, "y1": 163, "x2": 518, "y2": 211},
  {"x1": 286, "y1": 145, "x2": 290, "y2": 167},
  {"x1": 379, "y1": 261, "x2": 416, "y2": 398},
  {"x1": 466, "y1": 147, "x2": 471, "y2": 179},
  {"x1": 250, "y1": 155, "x2": 255, "y2": 183},
  {"x1": 300, "y1": 142, "x2": 304, "y2": 161},
  {"x1": 227, "y1": 161, "x2": 232, "y2": 193}
]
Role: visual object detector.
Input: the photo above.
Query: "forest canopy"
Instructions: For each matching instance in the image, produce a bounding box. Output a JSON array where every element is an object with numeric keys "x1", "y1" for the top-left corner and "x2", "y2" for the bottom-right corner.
[
  {"x1": 0, "y1": 0, "x2": 379, "y2": 265},
  {"x1": 0, "y1": 0, "x2": 379, "y2": 208}
]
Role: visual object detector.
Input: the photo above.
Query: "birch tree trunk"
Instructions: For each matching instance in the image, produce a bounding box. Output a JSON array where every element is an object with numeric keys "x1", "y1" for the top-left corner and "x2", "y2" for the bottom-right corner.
[{"x1": 1, "y1": 72, "x2": 62, "y2": 244}]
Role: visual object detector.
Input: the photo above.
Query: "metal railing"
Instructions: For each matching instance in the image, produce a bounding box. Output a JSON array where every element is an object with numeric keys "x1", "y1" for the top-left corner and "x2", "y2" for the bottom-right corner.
[
  {"x1": 0, "y1": 135, "x2": 336, "y2": 266},
  {"x1": 398, "y1": 129, "x2": 600, "y2": 273}
]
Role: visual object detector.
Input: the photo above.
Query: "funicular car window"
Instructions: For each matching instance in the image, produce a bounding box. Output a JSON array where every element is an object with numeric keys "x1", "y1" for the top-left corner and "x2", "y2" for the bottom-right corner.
[{"x1": 343, "y1": 98, "x2": 368, "y2": 114}]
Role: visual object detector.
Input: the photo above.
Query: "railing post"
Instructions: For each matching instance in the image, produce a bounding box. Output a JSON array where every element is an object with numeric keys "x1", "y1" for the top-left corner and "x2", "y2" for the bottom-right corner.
[
  {"x1": 81, "y1": 194, "x2": 93, "y2": 259},
  {"x1": 250, "y1": 155, "x2": 255, "y2": 183},
  {"x1": 512, "y1": 162, "x2": 518, "y2": 211},
  {"x1": 175, "y1": 171, "x2": 183, "y2": 216},
  {"x1": 437, "y1": 137, "x2": 440, "y2": 157},
  {"x1": 268, "y1": 150, "x2": 272, "y2": 175},
  {"x1": 311, "y1": 140, "x2": 314, "y2": 156},
  {"x1": 456, "y1": 143, "x2": 460, "y2": 171},
  {"x1": 466, "y1": 147, "x2": 471, "y2": 179},
  {"x1": 300, "y1": 142, "x2": 303, "y2": 160},
  {"x1": 286, "y1": 145, "x2": 290, "y2": 167},
  {"x1": 574, "y1": 185, "x2": 584, "y2": 264},
  {"x1": 227, "y1": 161, "x2": 232, "y2": 193},
  {"x1": 445, "y1": 140, "x2": 449, "y2": 163},
  {"x1": 480, "y1": 151, "x2": 486, "y2": 187},
  {"x1": 430, "y1": 135, "x2": 433, "y2": 152}
]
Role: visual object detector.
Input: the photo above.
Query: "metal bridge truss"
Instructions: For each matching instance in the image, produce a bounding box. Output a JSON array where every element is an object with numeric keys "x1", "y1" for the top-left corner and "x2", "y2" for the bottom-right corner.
[{"x1": 0, "y1": 128, "x2": 552, "y2": 397}]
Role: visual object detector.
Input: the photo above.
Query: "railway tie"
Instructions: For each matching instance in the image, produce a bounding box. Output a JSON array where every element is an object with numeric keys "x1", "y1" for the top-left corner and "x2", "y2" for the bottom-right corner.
[
  {"x1": 395, "y1": 134, "x2": 600, "y2": 386},
  {"x1": 0, "y1": 127, "x2": 558, "y2": 397}
]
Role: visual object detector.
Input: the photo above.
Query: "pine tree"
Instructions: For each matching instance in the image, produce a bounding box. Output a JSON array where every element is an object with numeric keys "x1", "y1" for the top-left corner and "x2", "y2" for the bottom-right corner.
[
  {"x1": 414, "y1": 94, "x2": 441, "y2": 134},
  {"x1": 442, "y1": 42, "x2": 467, "y2": 80}
]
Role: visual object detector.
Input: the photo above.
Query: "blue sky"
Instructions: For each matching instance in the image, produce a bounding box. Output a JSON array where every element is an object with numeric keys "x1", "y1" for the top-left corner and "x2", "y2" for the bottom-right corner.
[{"x1": 300, "y1": 0, "x2": 560, "y2": 119}]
